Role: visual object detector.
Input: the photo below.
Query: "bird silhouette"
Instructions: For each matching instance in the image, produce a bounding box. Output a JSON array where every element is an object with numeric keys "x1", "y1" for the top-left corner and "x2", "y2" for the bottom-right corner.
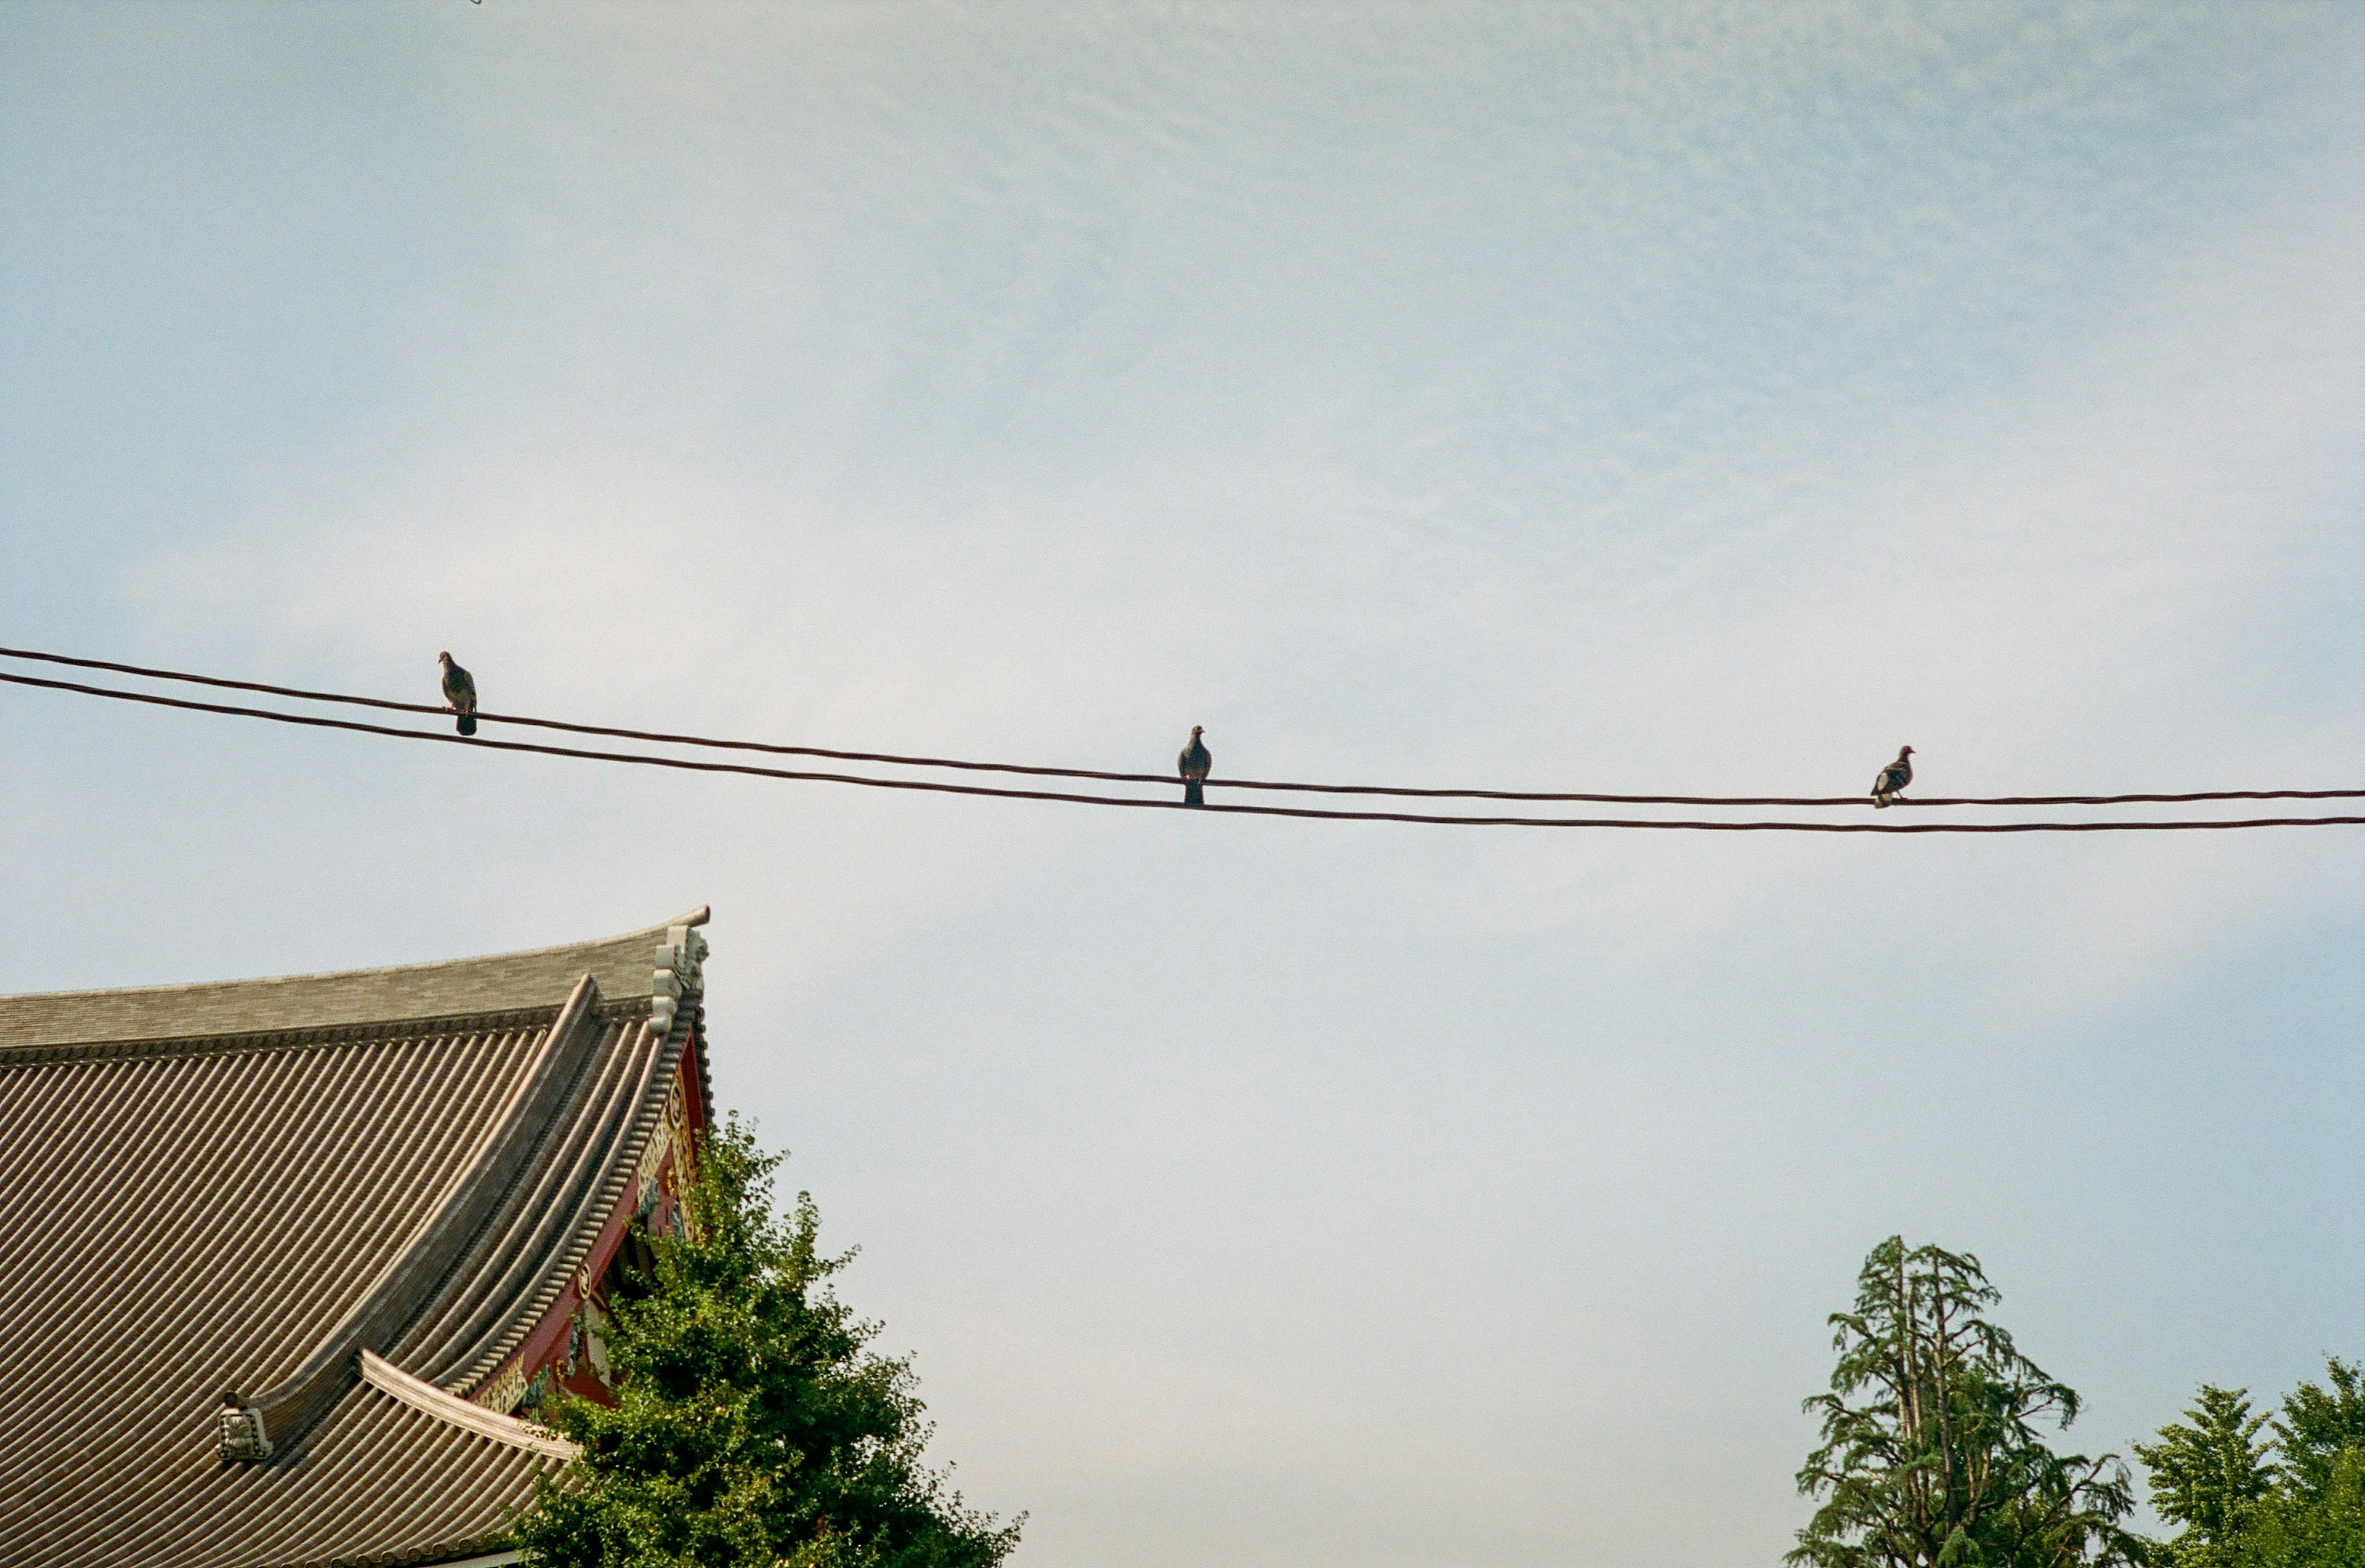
[
  {"x1": 438, "y1": 652, "x2": 479, "y2": 737},
  {"x1": 1870, "y1": 745, "x2": 1914, "y2": 807},
  {"x1": 1178, "y1": 725, "x2": 1211, "y2": 807}
]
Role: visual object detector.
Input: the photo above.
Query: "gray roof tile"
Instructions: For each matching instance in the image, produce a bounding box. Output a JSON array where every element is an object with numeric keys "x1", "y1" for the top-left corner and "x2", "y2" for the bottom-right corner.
[{"x1": 0, "y1": 908, "x2": 709, "y2": 1051}]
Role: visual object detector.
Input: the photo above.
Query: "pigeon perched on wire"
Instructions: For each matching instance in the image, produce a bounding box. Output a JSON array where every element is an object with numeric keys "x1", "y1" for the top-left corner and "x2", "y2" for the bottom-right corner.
[
  {"x1": 1178, "y1": 725, "x2": 1211, "y2": 807},
  {"x1": 438, "y1": 652, "x2": 479, "y2": 737},
  {"x1": 1870, "y1": 745, "x2": 1914, "y2": 808}
]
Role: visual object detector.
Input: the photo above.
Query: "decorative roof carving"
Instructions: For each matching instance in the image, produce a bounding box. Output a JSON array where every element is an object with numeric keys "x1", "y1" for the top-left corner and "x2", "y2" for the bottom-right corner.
[
  {"x1": 216, "y1": 1394, "x2": 272, "y2": 1463},
  {"x1": 647, "y1": 921, "x2": 710, "y2": 1037}
]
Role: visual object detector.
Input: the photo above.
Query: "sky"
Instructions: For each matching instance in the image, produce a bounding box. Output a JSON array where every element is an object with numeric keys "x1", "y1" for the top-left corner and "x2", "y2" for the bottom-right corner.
[{"x1": 2, "y1": 3, "x2": 2361, "y2": 1564}]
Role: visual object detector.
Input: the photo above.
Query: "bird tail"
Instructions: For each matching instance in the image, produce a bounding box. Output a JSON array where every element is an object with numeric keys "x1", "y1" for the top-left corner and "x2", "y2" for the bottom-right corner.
[
  {"x1": 1872, "y1": 794, "x2": 1887, "y2": 808},
  {"x1": 457, "y1": 714, "x2": 477, "y2": 737},
  {"x1": 1184, "y1": 780, "x2": 1204, "y2": 807}
]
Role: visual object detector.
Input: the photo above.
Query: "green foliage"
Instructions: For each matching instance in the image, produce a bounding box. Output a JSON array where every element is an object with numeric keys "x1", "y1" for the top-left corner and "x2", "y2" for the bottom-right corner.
[
  {"x1": 2132, "y1": 1387, "x2": 2276, "y2": 1566},
  {"x1": 2272, "y1": 1360, "x2": 2365, "y2": 1506},
  {"x1": 2137, "y1": 1360, "x2": 2365, "y2": 1568},
  {"x1": 1791, "y1": 1236, "x2": 2140, "y2": 1568},
  {"x1": 515, "y1": 1117, "x2": 1021, "y2": 1568}
]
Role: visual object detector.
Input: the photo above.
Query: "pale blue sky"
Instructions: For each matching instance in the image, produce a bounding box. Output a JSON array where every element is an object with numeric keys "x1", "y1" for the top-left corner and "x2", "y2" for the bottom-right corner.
[{"x1": 3, "y1": 5, "x2": 2361, "y2": 1566}]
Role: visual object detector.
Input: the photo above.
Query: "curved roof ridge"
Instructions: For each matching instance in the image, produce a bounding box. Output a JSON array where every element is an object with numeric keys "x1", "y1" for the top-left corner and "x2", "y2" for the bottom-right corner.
[
  {"x1": 395, "y1": 1015, "x2": 663, "y2": 1384},
  {"x1": 243, "y1": 979, "x2": 608, "y2": 1456},
  {"x1": 358, "y1": 1350, "x2": 578, "y2": 1460},
  {"x1": 0, "y1": 907, "x2": 710, "y2": 1050},
  {"x1": 428, "y1": 1022, "x2": 689, "y2": 1394}
]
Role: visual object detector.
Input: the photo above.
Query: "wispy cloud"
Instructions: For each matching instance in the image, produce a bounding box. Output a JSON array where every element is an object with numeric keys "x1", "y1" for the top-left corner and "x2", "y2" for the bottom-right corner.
[{"x1": 11, "y1": 6, "x2": 2363, "y2": 1564}]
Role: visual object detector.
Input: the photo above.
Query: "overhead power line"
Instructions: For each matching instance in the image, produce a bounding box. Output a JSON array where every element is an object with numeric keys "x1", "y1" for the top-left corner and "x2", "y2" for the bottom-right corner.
[
  {"x1": 5, "y1": 669, "x2": 2359, "y2": 833},
  {"x1": 3, "y1": 645, "x2": 2358, "y2": 810}
]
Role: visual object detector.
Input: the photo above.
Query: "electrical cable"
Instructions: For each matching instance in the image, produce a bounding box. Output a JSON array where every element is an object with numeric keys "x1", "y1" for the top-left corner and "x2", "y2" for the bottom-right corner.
[
  {"x1": 3, "y1": 645, "x2": 2356, "y2": 809},
  {"x1": 6, "y1": 669, "x2": 2359, "y2": 833}
]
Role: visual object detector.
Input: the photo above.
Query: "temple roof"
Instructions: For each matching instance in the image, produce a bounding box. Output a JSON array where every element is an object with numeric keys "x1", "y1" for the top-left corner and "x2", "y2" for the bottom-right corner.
[
  {"x1": 0, "y1": 910, "x2": 713, "y2": 1568},
  {"x1": 0, "y1": 917, "x2": 696, "y2": 1052}
]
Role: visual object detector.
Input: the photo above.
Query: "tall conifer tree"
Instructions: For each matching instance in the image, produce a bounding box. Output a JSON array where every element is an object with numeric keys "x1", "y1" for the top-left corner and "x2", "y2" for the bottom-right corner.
[{"x1": 1790, "y1": 1236, "x2": 2139, "y2": 1568}]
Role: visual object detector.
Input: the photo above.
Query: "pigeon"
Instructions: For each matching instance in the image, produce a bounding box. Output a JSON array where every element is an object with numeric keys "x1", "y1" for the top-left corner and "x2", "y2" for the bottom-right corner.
[
  {"x1": 1178, "y1": 725, "x2": 1211, "y2": 807},
  {"x1": 1870, "y1": 745, "x2": 1914, "y2": 808},
  {"x1": 438, "y1": 652, "x2": 479, "y2": 737}
]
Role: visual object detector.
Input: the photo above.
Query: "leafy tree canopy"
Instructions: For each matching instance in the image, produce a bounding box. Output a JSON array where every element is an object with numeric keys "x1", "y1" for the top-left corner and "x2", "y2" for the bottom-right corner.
[
  {"x1": 2132, "y1": 1386, "x2": 2277, "y2": 1562},
  {"x1": 1791, "y1": 1236, "x2": 2140, "y2": 1568},
  {"x1": 2137, "y1": 1360, "x2": 2365, "y2": 1568},
  {"x1": 2272, "y1": 1359, "x2": 2365, "y2": 1506},
  {"x1": 515, "y1": 1117, "x2": 1021, "y2": 1568}
]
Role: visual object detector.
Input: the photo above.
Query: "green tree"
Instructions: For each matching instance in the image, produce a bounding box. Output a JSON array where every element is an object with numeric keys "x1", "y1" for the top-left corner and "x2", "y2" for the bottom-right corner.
[
  {"x1": 2233, "y1": 1449, "x2": 2365, "y2": 1568},
  {"x1": 2272, "y1": 1359, "x2": 2365, "y2": 1506},
  {"x1": 2131, "y1": 1385, "x2": 2276, "y2": 1566},
  {"x1": 2135, "y1": 1359, "x2": 2365, "y2": 1568},
  {"x1": 515, "y1": 1117, "x2": 1021, "y2": 1568},
  {"x1": 1791, "y1": 1236, "x2": 2141, "y2": 1568}
]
